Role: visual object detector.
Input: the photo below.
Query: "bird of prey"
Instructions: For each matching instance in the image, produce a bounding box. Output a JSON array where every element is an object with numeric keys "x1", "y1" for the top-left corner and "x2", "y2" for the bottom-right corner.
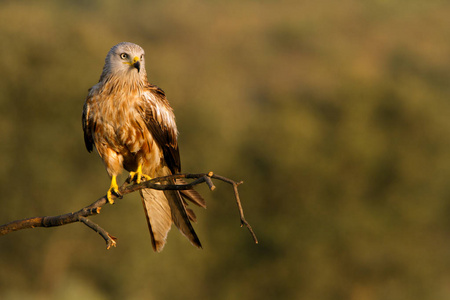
[{"x1": 82, "y1": 42, "x2": 205, "y2": 251}]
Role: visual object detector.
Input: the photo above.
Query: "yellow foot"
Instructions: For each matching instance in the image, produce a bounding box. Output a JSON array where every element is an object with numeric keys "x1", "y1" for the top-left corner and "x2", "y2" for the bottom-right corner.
[
  {"x1": 106, "y1": 175, "x2": 121, "y2": 204},
  {"x1": 129, "y1": 165, "x2": 151, "y2": 184}
]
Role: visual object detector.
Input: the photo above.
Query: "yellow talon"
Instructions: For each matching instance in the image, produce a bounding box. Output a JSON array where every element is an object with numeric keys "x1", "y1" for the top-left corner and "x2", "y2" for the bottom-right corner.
[
  {"x1": 106, "y1": 175, "x2": 120, "y2": 204},
  {"x1": 130, "y1": 164, "x2": 151, "y2": 184}
]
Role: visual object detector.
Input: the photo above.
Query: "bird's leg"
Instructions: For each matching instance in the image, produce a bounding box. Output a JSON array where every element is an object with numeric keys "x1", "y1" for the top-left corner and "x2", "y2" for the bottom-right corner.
[
  {"x1": 129, "y1": 164, "x2": 152, "y2": 184},
  {"x1": 106, "y1": 175, "x2": 121, "y2": 204}
]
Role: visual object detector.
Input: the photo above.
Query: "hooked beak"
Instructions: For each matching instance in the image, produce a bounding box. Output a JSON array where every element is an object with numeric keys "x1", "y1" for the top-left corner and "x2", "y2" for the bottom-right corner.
[
  {"x1": 133, "y1": 61, "x2": 140, "y2": 72},
  {"x1": 133, "y1": 58, "x2": 141, "y2": 73}
]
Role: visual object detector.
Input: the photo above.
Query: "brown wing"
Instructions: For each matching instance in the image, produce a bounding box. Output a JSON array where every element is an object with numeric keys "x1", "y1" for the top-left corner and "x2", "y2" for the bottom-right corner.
[
  {"x1": 139, "y1": 84, "x2": 203, "y2": 250},
  {"x1": 139, "y1": 85, "x2": 206, "y2": 208},
  {"x1": 82, "y1": 91, "x2": 95, "y2": 153},
  {"x1": 139, "y1": 84, "x2": 181, "y2": 174}
]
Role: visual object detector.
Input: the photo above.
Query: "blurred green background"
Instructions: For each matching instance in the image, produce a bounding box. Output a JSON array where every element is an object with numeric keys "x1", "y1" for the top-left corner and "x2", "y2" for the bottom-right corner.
[{"x1": 1, "y1": 0, "x2": 450, "y2": 299}]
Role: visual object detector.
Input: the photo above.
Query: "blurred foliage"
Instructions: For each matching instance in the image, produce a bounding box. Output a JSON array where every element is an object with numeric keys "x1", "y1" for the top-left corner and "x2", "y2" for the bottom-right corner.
[{"x1": 0, "y1": 0, "x2": 450, "y2": 299}]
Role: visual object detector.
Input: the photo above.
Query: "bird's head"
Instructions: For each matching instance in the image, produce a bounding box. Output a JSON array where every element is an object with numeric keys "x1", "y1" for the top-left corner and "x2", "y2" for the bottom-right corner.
[{"x1": 101, "y1": 42, "x2": 147, "y2": 81}]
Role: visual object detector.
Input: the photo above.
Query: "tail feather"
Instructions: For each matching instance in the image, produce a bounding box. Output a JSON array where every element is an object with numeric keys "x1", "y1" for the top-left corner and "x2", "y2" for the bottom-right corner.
[
  {"x1": 140, "y1": 188, "x2": 172, "y2": 252},
  {"x1": 164, "y1": 178, "x2": 202, "y2": 248},
  {"x1": 140, "y1": 178, "x2": 202, "y2": 251},
  {"x1": 185, "y1": 207, "x2": 197, "y2": 222},
  {"x1": 177, "y1": 179, "x2": 206, "y2": 208}
]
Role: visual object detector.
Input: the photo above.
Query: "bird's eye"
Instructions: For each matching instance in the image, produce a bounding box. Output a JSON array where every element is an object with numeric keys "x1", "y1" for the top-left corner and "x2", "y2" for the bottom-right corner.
[
  {"x1": 120, "y1": 53, "x2": 128, "y2": 59},
  {"x1": 140, "y1": 54, "x2": 144, "y2": 60}
]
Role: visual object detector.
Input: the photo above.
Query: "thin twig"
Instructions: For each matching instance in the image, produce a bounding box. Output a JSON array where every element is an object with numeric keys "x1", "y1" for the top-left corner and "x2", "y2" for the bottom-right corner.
[
  {"x1": 79, "y1": 216, "x2": 117, "y2": 249},
  {"x1": 209, "y1": 174, "x2": 258, "y2": 244}
]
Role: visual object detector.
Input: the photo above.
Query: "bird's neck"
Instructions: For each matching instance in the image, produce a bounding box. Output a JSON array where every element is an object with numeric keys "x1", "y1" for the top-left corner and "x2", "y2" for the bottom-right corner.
[{"x1": 99, "y1": 72, "x2": 148, "y2": 95}]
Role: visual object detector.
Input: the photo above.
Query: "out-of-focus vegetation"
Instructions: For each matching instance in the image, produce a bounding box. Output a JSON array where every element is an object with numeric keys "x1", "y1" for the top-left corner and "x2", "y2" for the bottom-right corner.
[{"x1": 1, "y1": 0, "x2": 449, "y2": 299}]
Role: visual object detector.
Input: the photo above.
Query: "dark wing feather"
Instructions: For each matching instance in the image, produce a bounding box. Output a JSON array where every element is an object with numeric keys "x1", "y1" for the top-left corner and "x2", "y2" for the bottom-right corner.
[
  {"x1": 178, "y1": 179, "x2": 206, "y2": 208},
  {"x1": 82, "y1": 96, "x2": 95, "y2": 153},
  {"x1": 164, "y1": 179, "x2": 202, "y2": 248},
  {"x1": 140, "y1": 85, "x2": 181, "y2": 173},
  {"x1": 139, "y1": 84, "x2": 204, "y2": 250},
  {"x1": 140, "y1": 85, "x2": 206, "y2": 206}
]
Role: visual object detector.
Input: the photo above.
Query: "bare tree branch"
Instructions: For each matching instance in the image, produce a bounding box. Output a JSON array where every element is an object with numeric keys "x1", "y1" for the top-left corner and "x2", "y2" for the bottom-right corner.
[{"x1": 0, "y1": 172, "x2": 258, "y2": 248}]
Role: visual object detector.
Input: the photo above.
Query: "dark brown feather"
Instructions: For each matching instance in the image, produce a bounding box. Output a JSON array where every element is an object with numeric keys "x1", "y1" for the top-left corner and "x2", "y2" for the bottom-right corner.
[
  {"x1": 139, "y1": 84, "x2": 181, "y2": 174},
  {"x1": 163, "y1": 178, "x2": 202, "y2": 248},
  {"x1": 178, "y1": 179, "x2": 207, "y2": 208},
  {"x1": 82, "y1": 99, "x2": 94, "y2": 153},
  {"x1": 185, "y1": 207, "x2": 197, "y2": 223}
]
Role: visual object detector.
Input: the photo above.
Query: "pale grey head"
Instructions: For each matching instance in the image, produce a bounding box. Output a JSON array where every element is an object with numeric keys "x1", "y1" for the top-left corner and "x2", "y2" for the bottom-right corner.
[{"x1": 100, "y1": 42, "x2": 147, "y2": 81}]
